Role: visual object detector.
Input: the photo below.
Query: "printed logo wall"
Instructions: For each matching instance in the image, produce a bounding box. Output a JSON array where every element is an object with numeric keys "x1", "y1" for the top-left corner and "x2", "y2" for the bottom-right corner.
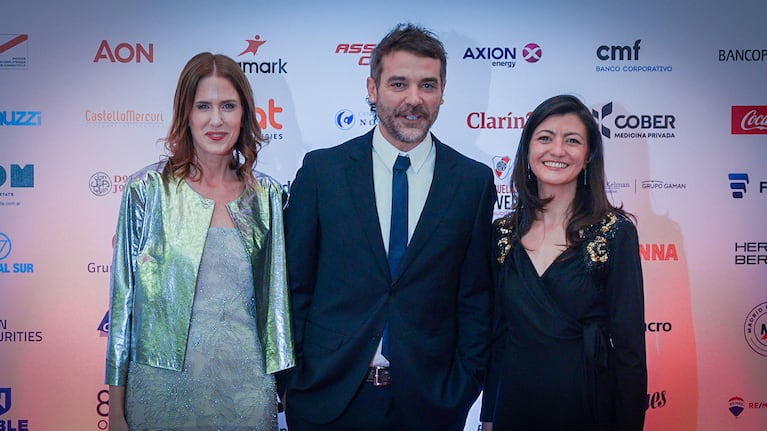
[{"x1": 1, "y1": 1, "x2": 766, "y2": 430}]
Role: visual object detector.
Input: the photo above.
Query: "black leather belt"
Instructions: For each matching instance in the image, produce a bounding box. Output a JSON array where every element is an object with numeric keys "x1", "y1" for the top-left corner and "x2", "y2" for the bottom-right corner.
[{"x1": 366, "y1": 366, "x2": 391, "y2": 386}]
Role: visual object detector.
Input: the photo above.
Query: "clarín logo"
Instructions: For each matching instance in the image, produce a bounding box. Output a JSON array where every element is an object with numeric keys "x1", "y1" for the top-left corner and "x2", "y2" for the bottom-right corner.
[{"x1": 237, "y1": 34, "x2": 287, "y2": 74}]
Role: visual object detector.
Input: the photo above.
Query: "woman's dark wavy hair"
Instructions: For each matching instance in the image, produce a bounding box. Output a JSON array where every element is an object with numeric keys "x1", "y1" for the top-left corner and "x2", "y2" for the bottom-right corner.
[
  {"x1": 161, "y1": 52, "x2": 266, "y2": 183},
  {"x1": 506, "y1": 94, "x2": 631, "y2": 246}
]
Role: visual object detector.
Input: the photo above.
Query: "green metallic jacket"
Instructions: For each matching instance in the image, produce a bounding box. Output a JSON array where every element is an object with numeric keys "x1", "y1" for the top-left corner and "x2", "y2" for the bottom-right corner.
[{"x1": 105, "y1": 161, "x2": 295, "y2": 386}]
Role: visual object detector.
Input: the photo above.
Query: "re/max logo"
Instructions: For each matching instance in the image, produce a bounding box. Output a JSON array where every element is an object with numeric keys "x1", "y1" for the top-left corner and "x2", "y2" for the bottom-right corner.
[{"x1": 0, "y1": 111, "x2": 41, "y2": 126}]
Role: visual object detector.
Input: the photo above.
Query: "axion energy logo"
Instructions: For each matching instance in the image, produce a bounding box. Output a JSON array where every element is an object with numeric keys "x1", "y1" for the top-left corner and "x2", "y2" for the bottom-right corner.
[{"x1": 732, "y1": 106, "x2": 767, "y2": 135}]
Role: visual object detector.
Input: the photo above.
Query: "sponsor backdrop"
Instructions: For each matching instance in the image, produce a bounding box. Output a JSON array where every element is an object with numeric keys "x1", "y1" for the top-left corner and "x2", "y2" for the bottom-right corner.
[{"x1": 1, "y1": 1, "x2": 765, "y2": 429}]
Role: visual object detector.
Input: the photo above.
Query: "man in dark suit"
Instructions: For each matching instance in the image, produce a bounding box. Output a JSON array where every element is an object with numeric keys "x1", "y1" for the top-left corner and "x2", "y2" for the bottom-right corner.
[{"x1": 282, "y1": 23, "x2": 495, "y2": 431}]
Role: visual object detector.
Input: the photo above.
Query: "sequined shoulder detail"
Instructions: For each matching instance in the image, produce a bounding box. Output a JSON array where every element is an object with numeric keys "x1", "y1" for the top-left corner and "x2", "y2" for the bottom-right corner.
[
  {"x1": 583, "y1": 213, "x2": 619, "y2": 265},
  {"x1": 494, "y1": 216, "x2": 515, "y2": 264}
]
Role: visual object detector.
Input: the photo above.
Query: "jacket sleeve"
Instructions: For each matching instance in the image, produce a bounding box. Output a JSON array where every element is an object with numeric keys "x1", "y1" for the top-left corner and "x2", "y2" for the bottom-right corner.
[
  {"x1": 262, "y1": 178, "x2": 296, "y2": 374},
  {"x1": 105, "y1": 179, "x2": 146, "y2": 386},
  {"x1": 281, "y1": 152, "x2": 321, "y2": 386},
  {"x1": 607, "y1": 217, "x2": 648, "y2": 430},
  {"x1": 455, "y1": 167, "x2": 496, "y2": 386}
]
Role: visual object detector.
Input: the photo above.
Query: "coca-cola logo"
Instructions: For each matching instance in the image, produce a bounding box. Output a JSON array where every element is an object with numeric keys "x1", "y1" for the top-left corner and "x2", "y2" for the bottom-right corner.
[{"x1": 732, "y1": 106, "x2": 767, "y2": 134}]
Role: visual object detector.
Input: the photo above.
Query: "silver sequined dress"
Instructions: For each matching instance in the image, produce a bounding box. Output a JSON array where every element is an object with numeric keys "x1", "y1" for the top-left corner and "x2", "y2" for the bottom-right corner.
[{"x1": 125, "y1": 227, "x2": 277, "y2": 430}]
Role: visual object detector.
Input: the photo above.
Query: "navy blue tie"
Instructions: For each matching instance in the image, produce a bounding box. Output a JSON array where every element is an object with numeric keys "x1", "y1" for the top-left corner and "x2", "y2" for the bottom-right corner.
[{"x1": 383, "y1": 155, "x2": 410, "y2": 358}]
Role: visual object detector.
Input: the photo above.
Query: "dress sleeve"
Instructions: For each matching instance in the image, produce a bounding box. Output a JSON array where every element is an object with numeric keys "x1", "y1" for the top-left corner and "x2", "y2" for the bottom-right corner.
[
  {"x1": 607, "y1": 216, "x2": 647, "y2": 430},
  {"x1": 105, "y1": 179, "x2": 145, "y2": 386}
]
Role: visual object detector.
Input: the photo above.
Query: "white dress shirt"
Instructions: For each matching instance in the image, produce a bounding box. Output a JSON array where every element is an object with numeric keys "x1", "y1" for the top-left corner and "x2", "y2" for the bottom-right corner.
[{"x1": 370, "y1": 126, "x2": 436, "y2": 366}]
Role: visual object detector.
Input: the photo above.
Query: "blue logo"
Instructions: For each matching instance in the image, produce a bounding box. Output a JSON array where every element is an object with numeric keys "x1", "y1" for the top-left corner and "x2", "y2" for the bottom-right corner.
[
  {"x1": 0, "y1": 387, "x2": 10, "y2": 416},
  {"x1": 98, "y1": 310, "x2": 110, "y2": 336},
  {"x1": 335, "y1": 109, "x2": 355, "y2": 130},
  {"x1": 0, "y1": 164, "x2": 34, "y2": 188},
  {"x1": 0, "y1": 111, "x2": 41, "y2": 126},
  {"x1": 728, "y1": 173, "x2": 749, "y2": 198},
  {"x1": 0, "y1": 233, "x2": 11, "y2": 261}
]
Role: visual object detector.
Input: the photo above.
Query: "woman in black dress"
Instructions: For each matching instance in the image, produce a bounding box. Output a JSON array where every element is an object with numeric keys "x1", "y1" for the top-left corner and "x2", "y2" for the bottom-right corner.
[{"x1": 481, "y1": 95, "x2": 647, "y2": 431}]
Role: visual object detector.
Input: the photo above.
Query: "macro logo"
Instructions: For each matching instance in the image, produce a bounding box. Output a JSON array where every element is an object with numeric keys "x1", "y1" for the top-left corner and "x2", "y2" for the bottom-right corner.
[
  {"x1": 732, "y1": 106, "x2": 767, "y2": 135},
  {"x1": 0, "y1": 34, "x2": 29, "y2": 69},
  {"x1": 0, "y1": 232, "x2": 35, "y2": 274},
  {"x1": 462, "y1": 42, "x2": 543, "y2": 69},
  {"x1": 729, "y1": 396, "x2": 745, "y2": 417},
  {"x1": 333, "y1": 108, "x2": 376, "y2": 131},
  {"x1": 595, "y1": 39, "x2": 672, "y2": 73},
  {"x1": 335, "y1": 43, "x2": 376, "y2": 66},
  {"x1": 639, "y1": 243, "x2": 679, "y2": 261},
  {"x1": 645, "y1": 321, "x2": 673, "y2": 332},
  {"x1": 591, "y1": 102, "x2": 676, "y2": 140},
  {"x1": 237, "y1": 34, "x2": 287, "y2": 74},
  {"x1": 744, "y1": 302, "x2": 767, "y2": 357},
  {"x1": 0, "y1": 111, "x2": 41, "y2": 127},
  {"x1": 93, "y1": 40, "x2": 154, "y2": 63},
  {"x1": 98, "y1": 310, "x2": 110, "y2": 336}
]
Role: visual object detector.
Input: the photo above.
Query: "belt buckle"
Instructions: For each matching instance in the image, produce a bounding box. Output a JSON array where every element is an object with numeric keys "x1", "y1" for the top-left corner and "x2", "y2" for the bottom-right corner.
[{"x1": 372, "y1": 366, "x2": 388, "y2": 386}]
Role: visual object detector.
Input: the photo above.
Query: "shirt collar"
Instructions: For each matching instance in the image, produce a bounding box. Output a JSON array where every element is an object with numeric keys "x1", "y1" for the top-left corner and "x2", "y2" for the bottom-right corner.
[{"x1": 372, "y1": 126, "x2": 434, "y2": 174}]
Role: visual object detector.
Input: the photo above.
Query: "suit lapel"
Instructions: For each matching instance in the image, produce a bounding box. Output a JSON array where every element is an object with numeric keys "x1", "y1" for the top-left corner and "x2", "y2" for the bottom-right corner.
[
  {"x1": 395, "y1": 138, "x2": 462, "y2": 282},
  {"x1": 345, "y1": 131, "x2": 391, "y2": 280}
]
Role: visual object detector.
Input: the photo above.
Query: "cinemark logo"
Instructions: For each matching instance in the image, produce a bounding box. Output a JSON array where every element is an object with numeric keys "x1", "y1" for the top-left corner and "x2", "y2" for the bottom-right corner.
[
  {"x1": 732, "y1": 106, "x2": 767, "y2": 134},
  {"x1": 0, "y1": 34, "x2": 28, "y2": 54}
]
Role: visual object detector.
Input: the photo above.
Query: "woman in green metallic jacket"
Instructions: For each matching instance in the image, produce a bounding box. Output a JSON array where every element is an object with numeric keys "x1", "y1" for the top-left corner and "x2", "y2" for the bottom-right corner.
[{"x1": 105, "y1": 52, "x2": 294, "y2": 431}]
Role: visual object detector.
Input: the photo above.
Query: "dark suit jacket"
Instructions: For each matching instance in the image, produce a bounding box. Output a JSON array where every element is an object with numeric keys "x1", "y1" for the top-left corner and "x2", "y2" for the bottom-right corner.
[{"x1": 283, "y1": 129, "x2": 495, "y2": 428}]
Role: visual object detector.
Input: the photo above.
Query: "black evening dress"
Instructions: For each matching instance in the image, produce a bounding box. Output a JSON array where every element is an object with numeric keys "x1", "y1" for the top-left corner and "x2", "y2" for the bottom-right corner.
[{"x1": 481, "y1": 213, "x2": 647, "y2": 431}]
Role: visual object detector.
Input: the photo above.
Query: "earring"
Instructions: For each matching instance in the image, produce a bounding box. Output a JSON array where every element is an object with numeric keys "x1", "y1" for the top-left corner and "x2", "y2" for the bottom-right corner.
[
  {"x1": 583, "y1": 165, "x2": 588, "y2": 186},
  {"x1": 527, "y1": 162, "x2": 533, "y2": 181}
]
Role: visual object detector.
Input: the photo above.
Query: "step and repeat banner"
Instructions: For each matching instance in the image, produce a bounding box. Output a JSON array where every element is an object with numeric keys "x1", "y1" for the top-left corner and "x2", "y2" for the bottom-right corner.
[{"x1": 1, "y1": 1, "x2": 766, "y2": 429}]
